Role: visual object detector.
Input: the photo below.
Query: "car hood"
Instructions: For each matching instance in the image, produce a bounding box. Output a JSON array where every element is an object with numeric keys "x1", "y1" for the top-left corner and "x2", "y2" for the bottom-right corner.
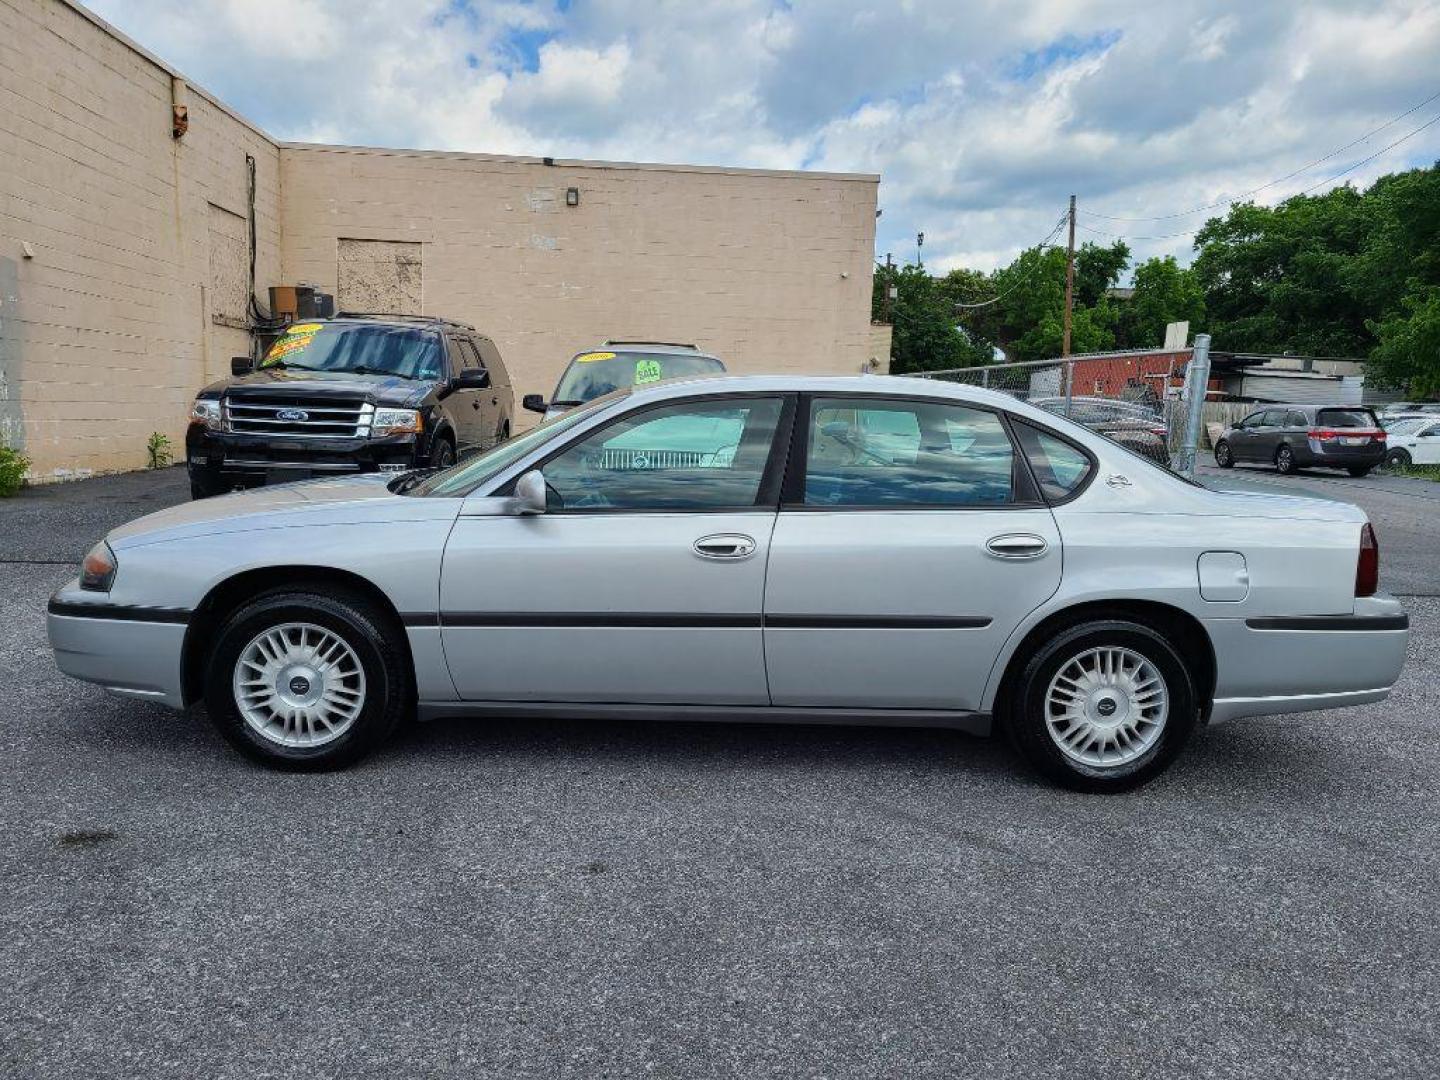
[
  {"x1": 107, "y1": 474, "x2": 460, "y2": 549},
  {"x1": 199, "y1": 368, "x2": 432, "y2": 408}
]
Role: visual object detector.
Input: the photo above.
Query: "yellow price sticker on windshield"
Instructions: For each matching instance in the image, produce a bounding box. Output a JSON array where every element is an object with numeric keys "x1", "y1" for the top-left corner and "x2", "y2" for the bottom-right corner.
[
  {"x1": 576, "y1": 351, "x2": 616, "y2": 363},
  {"x1": 288, "y1": 323, "x2": 325, "y2": 335},
  {"x1": 634, "y1": 358, "x2": 664, "y2": 385}
]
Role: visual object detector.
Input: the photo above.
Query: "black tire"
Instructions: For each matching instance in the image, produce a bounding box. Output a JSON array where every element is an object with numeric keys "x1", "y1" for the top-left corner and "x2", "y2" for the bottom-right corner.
[
  {"x1": 1213, "y1": 440, "x2": 1233, "y2": 468},
  {"x1": 189, "y1": 472, "x2": 226, "y2": 500},
  {"x1": 1385, "y1": 448, "x2": 1411, "y2": 471},
  {"x1": 1275, "y1": 445, "x2": 1296, "y2": 475},
  {"x1": 1346, "y1": 466, "x2": 1371, "y2": 477},
  {"x1": 204, "y1": 588, "x2": 412, "y2": 770},
  {"x1": 429, "y1": 434, "x2": 456, "y2": 470},
  {"x1": 1005, "y1": 620, "x2": 1198, "y2": 793}
]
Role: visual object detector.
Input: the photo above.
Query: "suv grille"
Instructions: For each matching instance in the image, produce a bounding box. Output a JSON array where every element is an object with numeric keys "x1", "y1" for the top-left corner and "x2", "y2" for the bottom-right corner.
[{"x1": 224, "y1": 397, "x2": 373, "y2": 438}]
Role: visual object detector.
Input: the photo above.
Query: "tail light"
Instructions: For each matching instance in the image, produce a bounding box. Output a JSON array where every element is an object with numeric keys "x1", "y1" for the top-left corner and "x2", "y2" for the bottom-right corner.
[
  {"x1": 1356, "y1": 523, "x2": 1379, "y2": 597},
  {"x1": 1309, "y1": 428, "x2": 1386, "y2": 442}
]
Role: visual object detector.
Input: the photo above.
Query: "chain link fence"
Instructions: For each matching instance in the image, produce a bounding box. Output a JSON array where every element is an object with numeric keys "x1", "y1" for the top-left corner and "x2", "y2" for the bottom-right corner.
[{"x1": 910, "y1": 347, "x2": 1207, "y2": 472}]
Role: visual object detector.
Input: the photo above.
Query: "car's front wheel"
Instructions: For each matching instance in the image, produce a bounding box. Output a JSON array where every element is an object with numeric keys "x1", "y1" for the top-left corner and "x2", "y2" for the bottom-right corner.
[
  {"x1": 1213, "y1": 440, "x2": 1233, "y2": 468},
  {"x1": 204, "y1": 588, "x2": 412, "y2": 770},
  {"x1": 1385, "y1": 448, "x2": 1411, "y2": 471},
  {"x1": 1006, "y1": 620, "x2": 1197, "y2": 792}
]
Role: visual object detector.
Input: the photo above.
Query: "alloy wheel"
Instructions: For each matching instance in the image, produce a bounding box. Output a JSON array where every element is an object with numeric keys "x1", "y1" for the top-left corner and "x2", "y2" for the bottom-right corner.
[
  {"x1": 1043, "y1": 646, "x2": 1169, "y2": 769},
  {"x1": 232, "y1": 622, "x2": 367, "y2": 748}
]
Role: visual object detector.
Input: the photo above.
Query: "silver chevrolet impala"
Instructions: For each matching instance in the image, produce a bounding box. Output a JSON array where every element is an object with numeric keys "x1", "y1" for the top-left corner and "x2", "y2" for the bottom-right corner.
[{"x1": 47, "y1": 376, "x2": 1409, "y2": 791}]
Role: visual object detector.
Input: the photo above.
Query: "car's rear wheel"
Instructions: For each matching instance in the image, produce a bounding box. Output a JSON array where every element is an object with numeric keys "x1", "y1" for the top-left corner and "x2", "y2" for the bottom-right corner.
[
  {"x1": 1006, "y1": 620, "x2": 1197, "y2": 792},
  {"x1": 1213, "y1": 440, "x2": 1233, "y2": 468},
  {"x1": 204, "y1": 588, "x2": 411, "y2": 770},
  {"x1": 1275, "y1": 445, "x2": 1296, "y2": 474},
  {"x1": 1385, "y1": 448, "x2": 1411, "y2": 471},
  {"x1": 1347, "y1": 466, "x2": 1372, "y2": 477}
]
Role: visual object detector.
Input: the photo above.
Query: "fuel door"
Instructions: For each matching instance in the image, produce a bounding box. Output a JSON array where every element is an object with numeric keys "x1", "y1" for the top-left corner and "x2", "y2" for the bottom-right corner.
[{"x1": 1198, "y1": 551, "x2": 1249, "y2": 603}]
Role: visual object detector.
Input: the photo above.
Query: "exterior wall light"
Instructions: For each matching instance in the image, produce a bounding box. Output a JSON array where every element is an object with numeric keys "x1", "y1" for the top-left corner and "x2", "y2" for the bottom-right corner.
[{"x1": 566, "y1": 187, "x2": 580, "y2": 207}]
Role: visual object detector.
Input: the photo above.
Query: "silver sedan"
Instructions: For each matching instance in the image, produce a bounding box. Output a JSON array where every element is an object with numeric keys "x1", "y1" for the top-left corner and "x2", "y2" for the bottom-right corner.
[{"x1": 47, "y1": 376, "x2": 1409, "y2": 791}]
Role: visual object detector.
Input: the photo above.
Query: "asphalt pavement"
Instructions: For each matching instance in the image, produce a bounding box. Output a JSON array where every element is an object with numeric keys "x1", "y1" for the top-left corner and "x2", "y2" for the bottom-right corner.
[{"x1": 2, "y1": 467, "x2": 1438, "y2": 1079}]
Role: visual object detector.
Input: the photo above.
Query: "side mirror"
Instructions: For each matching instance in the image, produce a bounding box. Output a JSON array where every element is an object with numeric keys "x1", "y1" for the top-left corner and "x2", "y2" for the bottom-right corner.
[
  {"x1": 512, "y1": 469, "x2": 547, "y2": 515},
  {"x1": 454, "y1": 367, "x2": 490, "y2": 389},
  {"x1": 231, "y1": 356, "x2": 255, "y2": 376},
  {"x1": 522, "y1": 393, "x2": 548, "y2": 414}
]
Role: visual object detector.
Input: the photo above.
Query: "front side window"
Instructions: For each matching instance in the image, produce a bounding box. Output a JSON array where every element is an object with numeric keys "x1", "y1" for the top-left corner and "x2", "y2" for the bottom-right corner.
[
  {"x1": 261, "y1": 322, "x2": 443, "y2": 381},
  {"x1": 801, "y1": 398, "x2": 1015, "y2": 507},
  {"x1": 542, "y1": 397, "x2": 784, "y2": 511}
]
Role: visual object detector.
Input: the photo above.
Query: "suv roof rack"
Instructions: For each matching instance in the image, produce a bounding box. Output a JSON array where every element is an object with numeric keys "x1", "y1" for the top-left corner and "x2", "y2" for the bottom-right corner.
[
  {"x1": 335, "y1": 311, "x2": 477, "y2": 331},
  {"x1": 601, "y1": 339, "x2": 700, "y2": 350}
]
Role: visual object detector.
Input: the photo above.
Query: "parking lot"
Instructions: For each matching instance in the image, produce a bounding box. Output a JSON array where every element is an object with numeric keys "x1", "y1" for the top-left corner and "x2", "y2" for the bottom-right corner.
[{"x1": 3, "y1": 467, "x2": 1437, "y2": 1079}]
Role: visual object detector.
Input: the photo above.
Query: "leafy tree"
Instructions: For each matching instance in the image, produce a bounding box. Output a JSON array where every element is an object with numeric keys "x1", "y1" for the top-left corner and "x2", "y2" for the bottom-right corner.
[
  {"x1": 1369, "y1": 289, "x2": 1440, "y2": 395},
  {"x1": 1117, "y1": 255, "x2": 1206, "y2": 349},
  {"x1": 872, "y1": 263, "x2": 992, "y2": 374}
]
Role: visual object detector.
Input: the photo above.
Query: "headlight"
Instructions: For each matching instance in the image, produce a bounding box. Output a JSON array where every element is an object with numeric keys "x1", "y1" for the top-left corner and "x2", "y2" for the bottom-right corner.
[
  {"x1": 372, "y1": 408, "x2": 422, "y2": 437},
  {"x1": 80, "y1": 540, "x2": 117, "y2": 592},
  {"x1": 190, "y1": 398, "x2": 222, "y2": 430}
]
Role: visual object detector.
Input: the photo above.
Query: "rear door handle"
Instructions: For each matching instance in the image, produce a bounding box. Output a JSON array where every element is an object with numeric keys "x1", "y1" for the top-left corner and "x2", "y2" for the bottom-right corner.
[
  {"x1": 986, "y1": 533, "x2": 1049, "y2": 560},
  {"x1": 693, "y1": 534, "x2": 757, "y2": 560}
]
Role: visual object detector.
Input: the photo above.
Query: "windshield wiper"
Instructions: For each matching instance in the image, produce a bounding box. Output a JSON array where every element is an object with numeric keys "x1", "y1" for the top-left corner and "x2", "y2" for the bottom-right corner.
[{"x1": 348, "y1": 365, "x2": 409, "y2": 379}]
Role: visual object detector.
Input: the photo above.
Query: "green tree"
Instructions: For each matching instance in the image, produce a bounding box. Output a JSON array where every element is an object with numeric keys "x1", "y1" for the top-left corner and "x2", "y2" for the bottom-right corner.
[
  {"x1": 1369, "y1": 288, "x2": 1440, "y2": 395},
  {"x1": 1118, "y1": 255, "x2": 1206, "y2": 348},
  {"x1": 872, "y1": 263, "x2": 992, "y2": 374}
]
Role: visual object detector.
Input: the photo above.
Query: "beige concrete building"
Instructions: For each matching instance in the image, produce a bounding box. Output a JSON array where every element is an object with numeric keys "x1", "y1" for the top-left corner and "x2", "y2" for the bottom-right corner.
[{"x1": 0, "y1": 0, "x2": 881, "y2": 479}]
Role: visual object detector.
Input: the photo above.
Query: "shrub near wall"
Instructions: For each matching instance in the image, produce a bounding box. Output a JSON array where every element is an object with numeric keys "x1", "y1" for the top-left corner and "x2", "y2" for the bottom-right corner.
[{"x1": 0, "y1": 447, "x2": 28, "y2": 497}]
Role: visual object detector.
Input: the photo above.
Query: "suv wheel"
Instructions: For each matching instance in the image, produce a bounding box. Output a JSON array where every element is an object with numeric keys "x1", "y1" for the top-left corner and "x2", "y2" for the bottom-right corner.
[
  {"x1": 1213, "y1": 440, "x2": 1233, "y2": 468},
  {"x1": 204, "y1": 588, "x2": 412, "y2": 770},
  {"x1": 1006, "y1": 620, "x2": 1197, "y2": 793},
  {"x1": 1275, "y1": 445, "x2": 1296, "y2": 475},
  {"x1": 429, "y1": 435, "x2": 456, "y2": 470}
]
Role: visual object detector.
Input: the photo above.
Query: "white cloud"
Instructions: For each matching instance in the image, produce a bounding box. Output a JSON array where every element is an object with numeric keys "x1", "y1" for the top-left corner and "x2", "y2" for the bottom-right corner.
[{"x1": 87, "y1": 0, "x2": 1440, "y2": 275}]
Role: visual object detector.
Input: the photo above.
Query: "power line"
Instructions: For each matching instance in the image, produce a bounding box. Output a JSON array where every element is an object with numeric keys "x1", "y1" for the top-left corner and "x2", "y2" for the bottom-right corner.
[
  {"x1": 1080, "y1": 87, "x2": 1440, "y2": 223},
  {"x1": 1075, "y1": 107, "x2": 1440, "y2": 243},
  {"x1": 953, "y1": 211, "x2": 1070, "y2": 310}
]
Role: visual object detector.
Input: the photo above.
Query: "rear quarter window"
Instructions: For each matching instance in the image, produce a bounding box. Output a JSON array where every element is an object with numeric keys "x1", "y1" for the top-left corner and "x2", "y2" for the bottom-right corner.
[{"x1": 1012, "y1": 422, "x2": 1093, "y2": 502}]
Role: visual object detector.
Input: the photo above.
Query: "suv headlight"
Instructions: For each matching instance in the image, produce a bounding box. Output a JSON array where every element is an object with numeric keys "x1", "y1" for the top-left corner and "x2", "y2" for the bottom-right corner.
[
  {"x1": 190, "y1": 398, "x2": 222, "y2": 430},
  {"x1": 373, "y1": 408, "x2": 422, "y2": 437},
  {"x1": 80, "y1": 540, "x2": 117, "y2": 592}
]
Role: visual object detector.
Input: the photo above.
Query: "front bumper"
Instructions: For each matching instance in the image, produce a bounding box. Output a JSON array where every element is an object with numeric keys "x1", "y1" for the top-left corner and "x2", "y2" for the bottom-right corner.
[
  {"x1": 47, "y1": 583, "x2": 188, "y2": 709},
  {"x1": 1204, "y1": 595, "x2": 1408, "y2": 724},
  {"x1": 185, "y1": 425, "x2": 430, "y2": 489}
]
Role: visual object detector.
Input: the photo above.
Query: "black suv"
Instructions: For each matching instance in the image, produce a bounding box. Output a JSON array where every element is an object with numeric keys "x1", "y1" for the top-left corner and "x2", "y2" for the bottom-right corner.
[
  {"x1": 1214, "y1": 404, "x2": 1386, "y2": 476},
  {"x1": 187, "y1": 315, "x2": 513, "y2": 499}
]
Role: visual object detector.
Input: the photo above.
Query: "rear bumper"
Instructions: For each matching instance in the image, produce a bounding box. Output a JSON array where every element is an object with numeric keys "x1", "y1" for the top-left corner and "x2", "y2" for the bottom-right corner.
[
  {"x1": 47, "y1": 585, "x2": 188, "y2": 709},
  {"x1": 1294, "y1": 440, "x2": 1386, "y2": 467},
  {"x1": 1204, "y1": 596, "x2": 1408, "y2": 724}
]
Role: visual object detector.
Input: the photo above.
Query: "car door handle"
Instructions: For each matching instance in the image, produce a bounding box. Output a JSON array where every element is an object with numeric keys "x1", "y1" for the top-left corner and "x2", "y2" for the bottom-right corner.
[
  {"x1": 986, "y1": 533, "x2": 1049, "y2": 559},
  {"x1": 693, "y1": 534, "x2": 757, "y2": 560}
]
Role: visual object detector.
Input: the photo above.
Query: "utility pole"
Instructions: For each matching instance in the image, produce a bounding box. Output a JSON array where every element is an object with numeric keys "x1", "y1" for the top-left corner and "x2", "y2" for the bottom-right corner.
[
  {"x1": 1062, "y1": 194, "x2": 1076, "y2": 357},
  {"x1": 916, "y1": 231, "x2": 924, "y2": 269}
]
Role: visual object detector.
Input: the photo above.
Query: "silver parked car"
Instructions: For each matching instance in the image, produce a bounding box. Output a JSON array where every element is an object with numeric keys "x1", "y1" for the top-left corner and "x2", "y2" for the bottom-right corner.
[{"x1": 47, "y1": 376, "x2": 1408, "y2": 791}]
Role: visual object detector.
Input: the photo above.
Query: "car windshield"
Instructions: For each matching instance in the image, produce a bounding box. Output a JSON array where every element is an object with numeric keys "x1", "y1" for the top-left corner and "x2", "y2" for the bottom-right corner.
[
  {"x1": 260, "y1": 323, "x2": 443, "y2": 381},
  {"x1": 552, "y1": 351, "x2": 724, "y2": 404},
  {"x1": 404, "y1": 391, "x2": 630, "y2": 497},
  {"x1": 1316, "y1": 408, "x2": 1379, "y2": 429}
]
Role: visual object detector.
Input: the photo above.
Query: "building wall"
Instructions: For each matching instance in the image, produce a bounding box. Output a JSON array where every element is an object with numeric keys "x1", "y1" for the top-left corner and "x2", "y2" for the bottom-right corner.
[
  {"x1": 0, "y1": 0, "x2": 282, "y2": 478},
  {"x1": 279, "y1": 144, "x2": 878, "y2": 420}
]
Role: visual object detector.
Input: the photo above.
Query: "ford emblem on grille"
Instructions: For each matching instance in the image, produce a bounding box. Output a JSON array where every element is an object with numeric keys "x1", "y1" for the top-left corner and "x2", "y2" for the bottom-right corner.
[{"x1": 276, "y1": 408, "x2": 309, "y2": 422}]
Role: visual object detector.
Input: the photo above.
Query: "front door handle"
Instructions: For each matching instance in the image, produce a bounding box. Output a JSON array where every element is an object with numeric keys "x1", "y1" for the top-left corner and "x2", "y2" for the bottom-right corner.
[
  {"x1": 986, "y1": 533, "x2": 1049, "y2": 560},
  {"x1": 693, "y1": 534, "x2": 757, "y2": 560}
]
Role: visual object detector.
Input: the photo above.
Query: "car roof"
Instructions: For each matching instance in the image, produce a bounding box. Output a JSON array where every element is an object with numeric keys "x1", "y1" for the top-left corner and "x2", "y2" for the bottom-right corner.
[
  {"x1": 574, "y1": 341, "x2": 722, "y2": 360},
  {"x1": 325, "y1": 313, "x2": 476, "y2": 332}
]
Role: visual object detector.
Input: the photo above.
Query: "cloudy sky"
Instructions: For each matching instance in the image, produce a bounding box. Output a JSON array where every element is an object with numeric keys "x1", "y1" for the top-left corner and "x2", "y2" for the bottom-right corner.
[{"x1": 91, "y1": 0, "x2": 1440, "y2": 276}]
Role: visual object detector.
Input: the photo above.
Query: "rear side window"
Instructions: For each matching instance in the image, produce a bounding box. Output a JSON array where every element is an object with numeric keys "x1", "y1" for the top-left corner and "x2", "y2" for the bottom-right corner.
[
  {"x1": 801, "y1": 398, "x2": 1015, "y2": 507},
  {"x1": 1013, "y1": 422, "x2": 1093, "y2": 502},
  {"x1": 1287, "y1": 411, "x2": 1308, "y2": 427},
  {"x1": 1317, "y1": 409, "x2": 1379, "y2": 429}
]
